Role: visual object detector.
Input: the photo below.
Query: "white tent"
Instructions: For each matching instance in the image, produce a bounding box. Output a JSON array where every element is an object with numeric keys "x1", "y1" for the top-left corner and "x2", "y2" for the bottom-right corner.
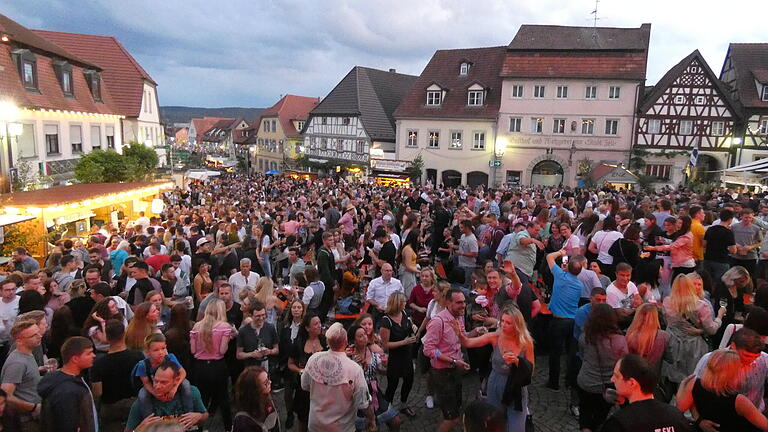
[
  {"x1": 725, "y1": 158, "x2": 768, "y2": 173},
  {"x1": 186, "y1": 170, "x2": 221, "y2": 181}
]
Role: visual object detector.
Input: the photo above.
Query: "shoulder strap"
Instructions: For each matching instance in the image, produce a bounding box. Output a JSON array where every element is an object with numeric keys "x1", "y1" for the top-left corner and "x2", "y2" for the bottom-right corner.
[{"x1": 144, "y1": 358, "x2": 153, "y2": 382}]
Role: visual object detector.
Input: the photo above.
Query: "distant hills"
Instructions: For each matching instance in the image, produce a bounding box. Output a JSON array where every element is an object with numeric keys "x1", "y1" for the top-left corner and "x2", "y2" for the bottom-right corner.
[{"x1": 160, "y1": 106, "x2": 265, "y2": 124}]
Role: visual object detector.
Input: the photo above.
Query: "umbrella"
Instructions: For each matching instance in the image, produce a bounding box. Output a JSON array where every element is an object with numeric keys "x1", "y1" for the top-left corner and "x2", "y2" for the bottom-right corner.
[{"x1": 265, "y1": 170, "x2": 280, "y2": 175}]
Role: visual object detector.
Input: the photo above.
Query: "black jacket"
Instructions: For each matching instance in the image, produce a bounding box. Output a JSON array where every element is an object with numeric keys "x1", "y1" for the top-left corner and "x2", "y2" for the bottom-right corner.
[
  {"x1": 38, "y1": 371, "x2": 97, "y2": 432},
  {"x1": 502, "y1": 356, "x2": 533, "y2": 411}
]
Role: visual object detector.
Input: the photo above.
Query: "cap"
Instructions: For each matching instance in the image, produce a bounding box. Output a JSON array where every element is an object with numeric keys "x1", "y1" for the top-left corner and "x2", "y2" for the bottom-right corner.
[{"x1": 196, "y1": 237, "x2": 212, "y2": 248}]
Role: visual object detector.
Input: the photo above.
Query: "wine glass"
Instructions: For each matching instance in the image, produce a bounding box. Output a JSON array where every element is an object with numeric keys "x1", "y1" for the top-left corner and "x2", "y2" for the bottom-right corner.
[{"x1": 718, "y1": 298, "x2": 728, "y2": 309}]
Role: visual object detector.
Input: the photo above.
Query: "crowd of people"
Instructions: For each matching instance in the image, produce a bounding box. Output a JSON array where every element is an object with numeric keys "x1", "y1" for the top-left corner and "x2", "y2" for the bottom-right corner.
[{"x1": 0, "y1": 172, "x2": 767, "y2": 432}]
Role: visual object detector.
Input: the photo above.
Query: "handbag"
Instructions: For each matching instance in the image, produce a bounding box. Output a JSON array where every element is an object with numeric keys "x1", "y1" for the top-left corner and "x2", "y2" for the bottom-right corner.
[{"x1": 595, "y1": 338, "x2": 619, "y2": 404}]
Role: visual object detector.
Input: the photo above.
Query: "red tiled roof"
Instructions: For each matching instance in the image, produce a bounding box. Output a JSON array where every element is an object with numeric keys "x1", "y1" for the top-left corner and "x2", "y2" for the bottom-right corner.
[
  {"x1": 191, "y1": 117, "x2": 234, "y2": 138},
  {"x1": 1, "y1": 181, "x2": 170, "y2": 207},
  {"x1": 394, "y1": 46, "x2": 506, "y2": 119},
  {"x1": 723, "y1": 44, "x2": 768, "y2": 109},
  {"x1": 201, "y1": 118, "x2": 241, "y2": 142},
  {"x1": 259, "y1": 95, "x2": 319, "y2": 138},
  {"x1": 32, "y1": 30, "x2": 157, "y2": 117},
  {"x1": 500, "y1": 52, "x2": 649, "y2": 80},
  {"x1": 0, "y1": 14, "x2": 95, "y2": 67}
]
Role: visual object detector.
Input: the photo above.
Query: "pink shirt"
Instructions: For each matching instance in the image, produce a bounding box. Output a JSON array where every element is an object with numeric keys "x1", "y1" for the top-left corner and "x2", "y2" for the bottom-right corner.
[
  {"x1": 422, "y1": 308, "x2": 465, "y2": 369},
  {"x1": 338, "y1": 211, "x2": 355, "y2": 236},
  {"x1": 282, "y1": 220, "x2": 300, "y2": 236},
  {"x1": 190, "y1": 326, "x2": 232, "y2": 360}
]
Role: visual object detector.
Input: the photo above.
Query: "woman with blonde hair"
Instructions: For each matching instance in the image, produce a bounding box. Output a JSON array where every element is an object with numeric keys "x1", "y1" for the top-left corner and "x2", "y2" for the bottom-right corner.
[
  {"x1": 379, "y1": 291, "x2": 418, "y2": 417},
  {"x1": 677, "y1": 349, "x2": 768, "y2": 431},
  {"x1": 713, "y1": 265, "x2": 752, "y2": 346},
  {"x1": 662, "y1": 274, "x2": 725, "y2": 386},
  {"x1": 254, "y1": 276, "x2": 281, "y2": 326},
  {"x1": 125, "y1": 301, "x2": 161, "y2": 350},
  {"x1": 408, "y1": 266, "x2": 436, "y2": 327},
  {"x1": 190, "y1": 299, "x2": 237, "y2": 431},
  {"x1": 626, "y1": 303, "x2": 670, "y2": 374},
  {"x1": 455, "y1": 305, "x2": 535, "y2": 431}
]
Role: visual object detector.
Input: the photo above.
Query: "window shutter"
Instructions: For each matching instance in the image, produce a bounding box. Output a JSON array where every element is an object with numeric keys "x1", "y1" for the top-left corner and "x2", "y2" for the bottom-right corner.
[
  {"x1": 44, "y1": 124, "x2": 58, "y2": 135},
  {"x1": 17, "y1": 124, "x2": 36, "y2": 157},
  {"x1": 70, "y1": 125, "x2": 82, "y2": 143},
  {"x1": 91, "y1": 126, "x2": 102, "y2": 148},
  {"x1": 106, "y1": 126, "x2": 114, "y2": 136}
]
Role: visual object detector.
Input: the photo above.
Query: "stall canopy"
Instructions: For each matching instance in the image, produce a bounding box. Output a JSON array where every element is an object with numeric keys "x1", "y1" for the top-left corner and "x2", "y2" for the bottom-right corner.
[
  {"x1": 725, "y1": 158, "x2": 768, "y2": 173},
  {"x1": 0, "y1": 215, "x2": 35, "y2": 227},
  {"x1": 186, "y1": 170, "x2": 221, "y2": 181}
]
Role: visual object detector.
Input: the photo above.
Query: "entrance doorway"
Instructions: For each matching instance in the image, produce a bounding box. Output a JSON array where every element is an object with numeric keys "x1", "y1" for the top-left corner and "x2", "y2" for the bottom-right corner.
[
  {"x1": 441, "y1": 170, "x2": 461, "y2": 188},
  {"x1": 466, "y1": 171, "x2": 489, "y2": 188},
  {"x1": 426, "y1": 168, "x2": 437, "y2": 186},
  {"x1": 694, "y1": 154, "x2": 720, "y2": 183},
  {"x1": 531, "y1": 159, "x2": 564, "y2": 186}
]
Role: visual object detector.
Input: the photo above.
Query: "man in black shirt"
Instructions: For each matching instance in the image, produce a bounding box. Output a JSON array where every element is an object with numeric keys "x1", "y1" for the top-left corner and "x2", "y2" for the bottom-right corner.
[
  {"x1": 218, "y1": 283, "x2": 245, "y2": 388},
  {"x1": 91, "y1": 320, "x2": 144, "y2": 432},
  {"x1": 601, "y1": 354, "x2": 690, "y2": 432},
  {"x1": 703, "y1": 209, "x2": 737, "y2": 283},
  {"x1": 371, "y1": 228, "x2": 396, "y2": 277},
  {"x1": 127, "y1": 262, "x2": 155, "y2": 306}
]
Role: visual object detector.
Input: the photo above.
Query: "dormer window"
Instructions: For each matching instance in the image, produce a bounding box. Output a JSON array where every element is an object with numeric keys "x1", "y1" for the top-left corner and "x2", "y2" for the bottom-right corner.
[
  {"x1": 762, "y1": 86, "x2": 768, "y2": 102},
  {"x1": 54, "y1": 61, "x2": 73, "y2": 96},
  {"x1": 12, "y1": 49, "x2": 38, "y2": 91},
  {"x1": 468, "y1": 90, "x2": 484, "y2": 106},
  {"x1": 460, "y1": 62, "x2": 470, "y2": 76},
  {"x1": 83, "y1": 70, "x2": 102, "y2": 101},
  {"x1": 426, "y1": 90, "x2": 442, "y2": 106}
]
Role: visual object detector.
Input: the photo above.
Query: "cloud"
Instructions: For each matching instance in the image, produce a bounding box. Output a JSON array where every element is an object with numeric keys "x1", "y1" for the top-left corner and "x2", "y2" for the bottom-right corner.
[{"x1": 5, "y1": 0, "x2": 766, "y2": 107}]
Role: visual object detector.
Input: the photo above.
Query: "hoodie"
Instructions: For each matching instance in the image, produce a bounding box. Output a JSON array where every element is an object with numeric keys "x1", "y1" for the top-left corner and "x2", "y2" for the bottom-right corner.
[{"x1": 37, "y1": 371, "x2": 97, "y2": 432}]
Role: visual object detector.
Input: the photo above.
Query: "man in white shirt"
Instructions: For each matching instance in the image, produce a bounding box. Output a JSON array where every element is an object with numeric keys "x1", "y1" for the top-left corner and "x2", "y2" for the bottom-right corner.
[
  {"x1": 365, "y1": 263, "x2": 404, "y2": 314},
  {"x1": 0, "y1": 280, "x2": 20, "y2": 361},
  {"x1": 606, "y1": 263, "x2": 641, "y2": 313},
  {"x1": 228, "y1": 258, "x2": 259, "y2": 301},
  {"x1": 133, "y1": 211, "x2": 150, "y2": 234}
]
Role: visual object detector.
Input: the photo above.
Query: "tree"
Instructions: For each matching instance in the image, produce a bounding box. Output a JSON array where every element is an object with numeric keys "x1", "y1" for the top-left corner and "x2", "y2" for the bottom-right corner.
[
  {"x1": 12, "y1": 153, "x2": 51, "y2": 191},
  {"x1": 407, "y1": 154, "x2": 424, "y2": 183},
  {"x1": 123, "y1": 141, "x2": 159, "y2": 181},
  {"x1": 74, "y1": 150, "x2": 130, "y2": 183}
]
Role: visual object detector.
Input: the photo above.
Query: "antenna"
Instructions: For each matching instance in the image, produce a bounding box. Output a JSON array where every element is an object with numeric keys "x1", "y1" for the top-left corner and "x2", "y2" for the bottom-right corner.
[{"x1": 590, "y1": 0, "x2": 600, "y2": 36}]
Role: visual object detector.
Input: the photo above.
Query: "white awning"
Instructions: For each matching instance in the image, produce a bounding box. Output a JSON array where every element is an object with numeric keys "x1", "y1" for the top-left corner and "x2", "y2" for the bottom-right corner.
[
  {"x1": 725, "y1": 158, "x2": 768, "y2": 172},
  {"x1": 0, "y1": 215, "x2": 35, "y2": 227},
  {"x1": 186, "y1": 170, "x2": 221, "y2": 180}
]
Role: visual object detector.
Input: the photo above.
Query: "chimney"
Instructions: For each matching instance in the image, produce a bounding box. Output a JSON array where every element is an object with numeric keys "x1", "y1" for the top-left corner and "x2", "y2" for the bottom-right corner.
[{"x1": 389, "y1": 68, "x2": 396, "y2": 73}]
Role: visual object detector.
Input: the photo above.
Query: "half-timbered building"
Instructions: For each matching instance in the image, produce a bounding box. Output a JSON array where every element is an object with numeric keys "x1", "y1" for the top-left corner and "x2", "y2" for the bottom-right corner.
[
  {"x1": 720, "y1": 44, "x2": 768, "y2": 167},
  {"x1": 301, "y1": 66, "x2": 417, "y2": 174},
  {"x1": 634, "y1": 50, "x2": 741, "y2": 186}
]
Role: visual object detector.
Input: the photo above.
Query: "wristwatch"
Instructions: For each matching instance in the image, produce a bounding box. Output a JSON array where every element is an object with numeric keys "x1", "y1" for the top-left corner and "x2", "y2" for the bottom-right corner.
[{"x1": 450, "y1": 358, "x2": 457, "y2": 368}]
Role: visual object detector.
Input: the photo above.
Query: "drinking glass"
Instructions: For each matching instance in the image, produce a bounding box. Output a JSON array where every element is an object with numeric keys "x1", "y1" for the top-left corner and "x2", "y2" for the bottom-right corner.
[{"x1": 719, "y1": 299, "x2": 728, "y2": 309}]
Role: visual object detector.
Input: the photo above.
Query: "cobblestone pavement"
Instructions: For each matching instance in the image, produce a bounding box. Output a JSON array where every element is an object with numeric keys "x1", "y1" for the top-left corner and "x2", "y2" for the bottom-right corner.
[{"x1": 205, "y1": 353, "x2": 579, "y2": 431}]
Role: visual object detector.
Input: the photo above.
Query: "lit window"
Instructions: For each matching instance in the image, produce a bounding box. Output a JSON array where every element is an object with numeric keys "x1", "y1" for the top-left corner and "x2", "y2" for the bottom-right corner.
[
  {"x1": 608, "y1": 86, "x2": 621, "y2": 99},
  {"x1": 511, "y1": 85, "x2": 523, "y2": 98},
  {"x1": 581, "y1": 119, "x2": 594, "y2": 135},
  {"x1": 585, "y1": 86, "x2": 597, "y2": 99},
  {"x1": 556, "y1": 86, "x2": 568, "y2": 99},
  {"x1": 426, "y1": 91, "x2": 442, "y2": 106},
  {"x1": 428, "y1": 131, "x2": 440, "y2": 148},
  {"x1": 680, "y1": 120, "x2": 693, "y2": 135},
  {"x1": 531, "y1": 118, "x2": 543, "y2": 134},
  {"x1": 533, "y1": 85, "x2": 545, "y2": 98},
  {"x1": 468, "y1": 90, "x2": 484, "y2": 106},
  {"x1": 450, "y1": 131, "x2": 462, "y2": 149},
  {"x1": 407, "y1": 130, "x2": 418, "y2": 147},
  {"x1": 509, "y1": 117, "x2": 522, "y2": 133},
  {"x1": 605, "y1": 119, "x2": 619, "y2": 135},
  {"x1": 553, "y1": 119, "x2": 566, "y2": 134}
]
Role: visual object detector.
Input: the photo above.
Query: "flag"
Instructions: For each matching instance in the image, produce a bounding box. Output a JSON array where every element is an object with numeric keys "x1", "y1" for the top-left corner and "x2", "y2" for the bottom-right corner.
[{"x1": 689, "y1": 148, "x2": 699, "y2": 167}]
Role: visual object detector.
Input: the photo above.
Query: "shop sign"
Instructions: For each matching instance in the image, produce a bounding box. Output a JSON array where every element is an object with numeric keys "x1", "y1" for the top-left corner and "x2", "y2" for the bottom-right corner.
[
  {"x1": 371, "y1": 159, "x2": 408, "y2": 172},
  {"x1": 307, "y1": 148, "x2": 369, "y2": 163},
  {"x1": 507, "y1": 135, "x2": 621, "y2": 149}
]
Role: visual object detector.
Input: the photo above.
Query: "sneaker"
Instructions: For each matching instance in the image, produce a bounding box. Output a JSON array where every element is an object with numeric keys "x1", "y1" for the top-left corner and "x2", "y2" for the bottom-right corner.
[
  {"x1": 425, "y1": 395, "x2": 434, "y2": 409},
  {"x1": 569, "y1": 404, "x2": 580, "y2": 418}
]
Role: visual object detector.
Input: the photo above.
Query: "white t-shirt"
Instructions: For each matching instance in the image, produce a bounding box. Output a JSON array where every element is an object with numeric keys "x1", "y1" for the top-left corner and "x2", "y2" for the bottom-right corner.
[
  {"x1": 0, "y1": 297, "x2": 20, "y2": 342},
  {"x1": 606, "y1": 282, "x2": 638, "y2": 309},
  {"x1": 592, "y1": 230, "x2": 623, "y2": 264}
]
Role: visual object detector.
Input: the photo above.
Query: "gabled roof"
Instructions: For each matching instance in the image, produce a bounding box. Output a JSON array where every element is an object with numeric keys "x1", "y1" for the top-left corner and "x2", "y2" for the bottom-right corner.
[
  {"x1": 501, "y1": 24, "x2": 651, "y2": 80},
  {"x1": 309, "y1": 66, "x2": 418, "y2": 141},
  {"x1": 721, "y1": 43, "x2": 768, "y2": 109},
  {"x1": 638, "y1": 50, "x2": 741, "y2": 116},
  {"x1": 0, "y1": 14, "x2": 96, "y2": 67},
  {"x1": 0, "y1": 15, "x2": 120, "y2": 115},
  {"x1": 258, "y1": 95, "x2": 319, "y2": 138},
  {"x1": 202, "y1": 118, "x2": 241, "y2": 142},
  {"x1": 191, "y1": 117, "x2": 234, "y2": 138},
  {"x1": 32, "y1": 29, "x2": 157, "y2": 118},
  {"x1": 508, "y1": 24, "x2": 651, "y2": 51},
  {"x1": 394, "y1": 46, "x2": 506, "y2": 120}
]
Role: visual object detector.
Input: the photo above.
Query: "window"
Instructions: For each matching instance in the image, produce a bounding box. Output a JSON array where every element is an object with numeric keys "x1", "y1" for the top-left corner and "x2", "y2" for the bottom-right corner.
[
  {"x1": 54, "y1": 61, "x2": 74, "y2": 96},
  {"x1": 70, "y1": 125, "x2": 83, "y2": 153},
  {"x1": 106, "y1": 126, "x2": 115, "y2": 149},
  {"x1": 648, "y1": 119, "x2": 661, "y2": 134},
  {"x1": 22, "y1": 61, "x2": 36, "y2": 89},
  {"x1": 533, "y1": 85, "x2": 545, "y2": 98},
  {"x1": 605, "y1": 119, "x2": 619, "y2": 135},
  {"x1": 428, "y1": 131, "x2": 440, "y2": 148},
  {"x1": 263, "y1": 121, "x2": 269, "y2": 132},
  {"x1": 695, "y1": 96, "x2": 705, "y2": 105},
  {"x1": 585, "y1": 86, "x2": 597, "y2": 99},
  {"x1": 712, "y1": 121, "x2": 724, "y2": 136},
  {"x1": 450, "y1": 131, "x2": 462, "y2": 149},
  {"x1": 426, "y1": 91, "x2": 441, "y2": 106},
  {"x1": 61, "y1": 70, "x2": 72, "y2": 95},
  {"x1": 762, "y1": 86, "x2": 768, "y2": 102},
  {"x1": 675, "y1": 95, "x2": 685, "y2": 104},
  {"x1": 645, "y1": 164, "x2": 671, "y2": 180},
  {"x1": 460, "y1": 62, "x2": 469, "y2": 76},
  {"x1": 468, "y1": 90, "x2": 484, "y2": 106},
  {"x1": 511, "y1": 85, "x2": 523, "y2": 98},
  {"x1": 84, "y1": 71, "x2": 101, "y2": 101},
  {"x1": 509, "y1": 117, "x2": 522, "y2": 133},
  {"x1": 531, "y1": 118, "x2": 543, "y2": 134},
  {"x1": 356, "y1": 139, "x2": 365, "y2": 153},
  {"x1": 760, "y1": 119, "x2": 768, "y2": 134},
  {"x1": 45, "y1": 124, "x2": 59, "y2": 154},
  {"x1": 337, "y1": 138, "x2": 344, "y2": 151},
  {"x1": 581, "y1": 119, "x2": 595, "y2": 135},
  {"x1": 556, "y1": 85, "x2": 568, "y2": 99},
  {"x1": 321, "y1": 138, "x2": 328, "y2": 149},
  {"x1": 91, "y1": 125, "x2": 101, "y2": 150},
  {"x1": 259, "y1": 159, "x2": 263, "y2": 170},
  {"x1": 13, "y1": 50, "x2": 38, "y2": 90},
  {"x1": 407, "y1": 130, "x2": 418, "y2": 147},
  {"x1": 608, "y1": 86, "x2": 621, "y2": 99},
  {"x1": 321, "y1": 117, "x2": 327, "y2": 125},
  {"x1": 271, "y1": 120, "x2": 276, "y2": 131},
  {"x1": 296, "y1": 121, "x2": 304, "y2": 131},
  {"x1": 680, "y1": 120, "x2": 693, "y2": 135},
  {"x1": 472, "y1": 132, "x2": 485, "y2": 150},
  {"x1": 17, "y1": 124, "x2": 36, "y2": 158},
  {"x1": 553, "y1": 118, "x2": 566, "y2": 134}
]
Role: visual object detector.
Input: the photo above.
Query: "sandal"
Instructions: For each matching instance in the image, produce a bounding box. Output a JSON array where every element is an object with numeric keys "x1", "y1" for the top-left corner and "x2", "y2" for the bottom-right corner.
[{"x1": 400, "y1": 407, "x2": 416, "y2": 417}]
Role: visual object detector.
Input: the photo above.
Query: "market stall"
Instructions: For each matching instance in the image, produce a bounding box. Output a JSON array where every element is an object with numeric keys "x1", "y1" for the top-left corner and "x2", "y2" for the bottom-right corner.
[{"x1": 370, "y1": 159, "x2": 411, "y2": 188}]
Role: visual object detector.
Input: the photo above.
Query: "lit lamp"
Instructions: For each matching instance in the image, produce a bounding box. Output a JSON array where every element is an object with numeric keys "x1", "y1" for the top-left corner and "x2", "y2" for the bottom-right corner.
[{"x1": 150, "y1": 198, "x2": 165, "y2": 214}]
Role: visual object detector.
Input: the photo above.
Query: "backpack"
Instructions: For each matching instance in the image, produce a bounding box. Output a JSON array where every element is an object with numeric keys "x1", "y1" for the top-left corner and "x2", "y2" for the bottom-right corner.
[
  {"x1": 336, "y1": 296, "x2": 362, "y2": 315},
  {"x1": 131, "y1": 358, "x2": 153, "y2": 393}
]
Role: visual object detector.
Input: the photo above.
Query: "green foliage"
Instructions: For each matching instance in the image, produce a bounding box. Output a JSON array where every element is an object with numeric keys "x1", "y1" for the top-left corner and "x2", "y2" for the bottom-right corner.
[
  {"x1": 12, "y1": 155, "x2": 51, "y2": 191},
  {"x1": 407, "y1": 154, "x2": 424, "y2": 181},
  {"x1": 123, "y1": 141, "x2": 159, "y2": 181},
  {"x1": 636, "y1": 174, "x2": 657, "y2": 193},
  {"x1": 74, "y1": 150, "x2": 131, "y2": 183}
]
